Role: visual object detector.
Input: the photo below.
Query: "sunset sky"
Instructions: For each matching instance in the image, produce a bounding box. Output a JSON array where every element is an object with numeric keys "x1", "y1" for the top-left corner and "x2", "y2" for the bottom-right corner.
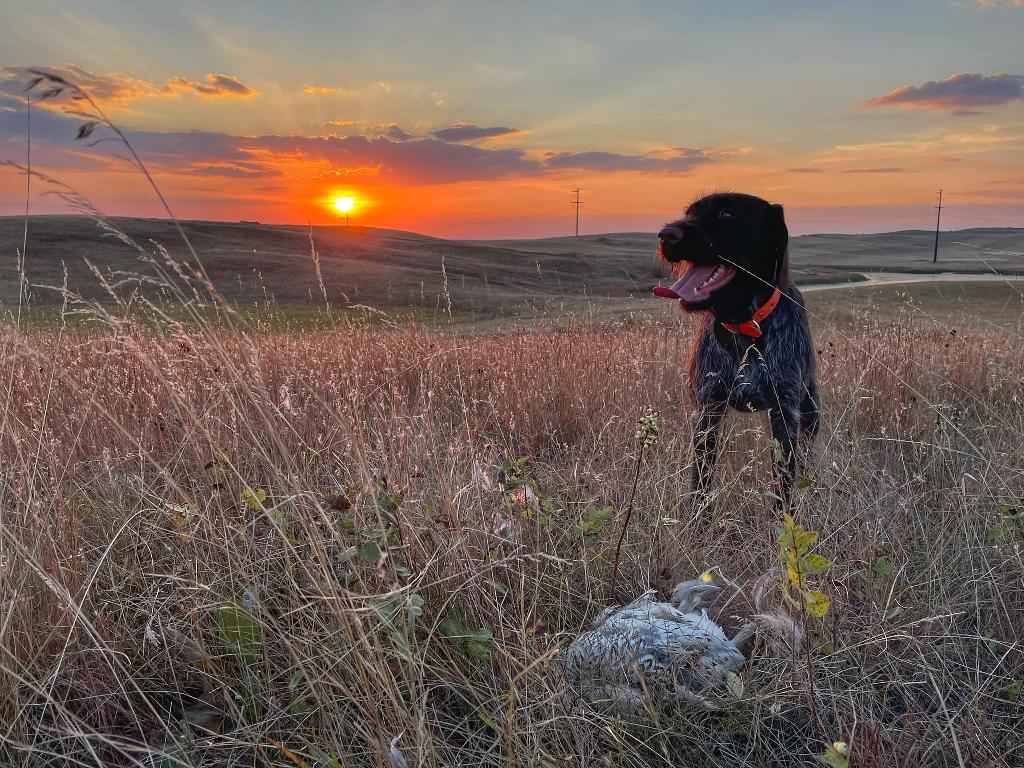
[{"x1": 1, "y1": 0, "x2": 1022, "y2": 238}]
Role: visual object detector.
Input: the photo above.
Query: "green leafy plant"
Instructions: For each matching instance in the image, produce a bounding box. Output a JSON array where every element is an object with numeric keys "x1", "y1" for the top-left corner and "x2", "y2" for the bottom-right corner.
[
  {"x1": 441, "y1": 611, "x2": 493, "y2": 663},
  {"x1": 987, "y1": 500, "x2": 1023, "y2": 545},
  {"x1": 1007, "y1": 680, "x2": 1023, "y2": 703},
  {"x1": 533, "y1": 496, "x2": 558, "y2": 529},
  {"x1": 218, "y1": 600, "x2": 262, "y2": 668},
  {"x1": 374, "y1": 593, "x2": 424, "y2": 623},
  {"x1": 497, "y1": 456, "x2": 528, "y2": 487},
  {"x1": 820, "y1": 740, "x2": 849, "y2": 768},
  {"x1": 577, "y1": 505, "x2": 614, "y2": 547},
  {"x1": 242, "y1": 486, "x2": 267, "y2": 511},
  {"x1": 333, "y1": 479, "x2": 407, "y2": 574},
  {"x1": 495, "y1": 456, "x2": 544, "y2": 521},
  {"x1": 794, "y1": 473, "x2": 815, "y2": 490},
  {"x1": 724, "y1": 671, "x2": 744, "y2": 701},
  {"x1": 373, "y1": 592, "x2": 424, "y2": 660},
  {"x1": 373, "y1": 486, "x2": 404, "y2": 524},
  {"x1": 358, "y1": 540, "x2": 383, "y2": 564},
  {"x1": 778, "y1": 513, "x2": 832, "y2": 618},
  {"x1": 873, "y1": 555, "x2": 893, "y2": 578},
  {"x1": 850, "y1": 552, "x2": 903, "y2": 621},
  {"x1": 777, "y1": 513, "x2": 833, "y2": 739}
]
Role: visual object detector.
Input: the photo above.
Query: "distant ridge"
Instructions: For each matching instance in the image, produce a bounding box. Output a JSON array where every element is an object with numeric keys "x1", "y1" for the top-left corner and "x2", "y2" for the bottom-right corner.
[{"x1": 1, "y1": 215, "x2": 1021, "y2": 312}]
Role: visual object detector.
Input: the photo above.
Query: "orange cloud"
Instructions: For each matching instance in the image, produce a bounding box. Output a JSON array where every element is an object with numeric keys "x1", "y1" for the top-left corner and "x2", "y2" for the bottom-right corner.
[
  {"x1": 2, "y1": 64, "x2": 160, "y2": 106},
  {"x1": 2, "y1": 65, "x2": 258, "y2": 107},
  {"x1": 303, "y1": 84, "x2": 347, "y2": 95},
  {"x1": 165, "y1": 73, "x2": 259, "y2": 98},
  {"x1": 4, "y1": 72, "x2": 1021, "y2": 237},
  {"x1": 841, "y1": 167, "x2": 907, "y2": 174}
]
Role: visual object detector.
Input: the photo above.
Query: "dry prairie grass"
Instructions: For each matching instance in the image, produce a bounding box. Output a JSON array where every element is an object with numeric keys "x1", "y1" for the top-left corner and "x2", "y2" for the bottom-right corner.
[
  {"x1": 3, "y1": 66, "x2": 1023, "y2": 768},
  {"x1": 1, "y1": 299, "x2": 1023, "y2": 767}
]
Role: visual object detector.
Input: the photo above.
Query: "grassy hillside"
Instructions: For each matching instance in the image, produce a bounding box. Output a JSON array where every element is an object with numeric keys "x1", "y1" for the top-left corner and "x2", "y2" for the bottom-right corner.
[
  {"x1": 479, "y1": 226, "x2": 1024, "y2": 275},
  {"x1": 2, "y1": 308, "x2": 1022, "y2": 766},
  {"x1": 2, "y1": 216, "x2": 1021, "y2": 317},
  {"x1": 3, "y1": 215, "x2": 1023, "y2": 766}
]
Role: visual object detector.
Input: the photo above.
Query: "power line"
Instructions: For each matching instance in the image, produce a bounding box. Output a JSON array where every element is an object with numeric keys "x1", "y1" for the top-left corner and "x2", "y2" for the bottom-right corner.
[
  {"x1": 571, "y1": 188, "x2": 583, "y2": 238},
  {"x1": 933, "y1": 189, "x2": 943, "y2": 264}
]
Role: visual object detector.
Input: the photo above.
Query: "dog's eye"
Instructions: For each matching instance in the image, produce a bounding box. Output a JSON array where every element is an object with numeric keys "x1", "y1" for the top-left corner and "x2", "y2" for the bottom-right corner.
[{"x1": 718, "y1": 210, "x2": 733, "y2": 220}]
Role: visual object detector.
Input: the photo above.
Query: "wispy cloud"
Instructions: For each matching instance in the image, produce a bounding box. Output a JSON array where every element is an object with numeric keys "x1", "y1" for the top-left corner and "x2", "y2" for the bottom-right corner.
[
  {"x1": 0, "y1": 93, "x2": 716, "y2": 186},
  {"x1": 542, "y1": 147, "x2": 711, "y2": 174},
  {"x1": 788, "y1": 167, "x2": 825, "y2": 173},
  {"x1": 976, "y1": 0, "x2": 1024, "y2": 7},
  {"x1": 362, "y1": 123, "x2": 417, "y2": 141},
  {"x1": 432, "y1": 123, "x2": 523, "y2": 142},
  {"x1": 190, "y1": 163, "x2": 279, "y2": 178},
  {"x1": 386, "y1": 125, "x2": 414, "y2": 141},
  {"x1": 841, "y1": 167, "x2": 906, "y2": 174},
  {"x1": 0, "y1": 99, "x2": 536, "y2": 184},
  {"x1": 962, "y1": 188, "x2": 1024, "y2": 199},
  {"x1": 1, "y1": 64, "x2": 159, "y2": 106},
  {"x1": 835, "y1": 123, "x2": 1023, "y2": 155},
  {"x1": 166, "y1": 73, "x2": 258, "y2": 98},
  {"x1": 303, "y1": 84, "x2": 347, "y2": 95},
  {"x1": 864, "y1": 72, "x2": 1023, "y2": 112},
  {"x1": 1, "y1": 65, "x2": 259, "y2": 106}
]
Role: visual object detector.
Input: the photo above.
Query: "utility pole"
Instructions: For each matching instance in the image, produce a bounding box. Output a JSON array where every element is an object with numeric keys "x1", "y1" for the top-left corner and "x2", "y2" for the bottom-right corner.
[
  {"x1": 571, "y1": 188, "x2": 583, "y2": 238},
  {"x1": 932, "y1": 189, "x2": 943, "y2": 264}
]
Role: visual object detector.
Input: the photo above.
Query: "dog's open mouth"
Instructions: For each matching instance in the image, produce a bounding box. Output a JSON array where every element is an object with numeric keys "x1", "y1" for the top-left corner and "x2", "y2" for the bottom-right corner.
[{"x1": 653, "y1": 262, "x2": 736, "y2": 305}]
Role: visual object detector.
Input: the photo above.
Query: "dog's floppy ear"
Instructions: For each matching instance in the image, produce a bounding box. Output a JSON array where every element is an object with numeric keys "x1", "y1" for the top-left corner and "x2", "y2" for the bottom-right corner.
[
  {"x1": 769, "y1": 203, "x2": 789, "y2": 282},
  {"x1": 769, "y1": 204, "x2": 788, "y2": 247}
]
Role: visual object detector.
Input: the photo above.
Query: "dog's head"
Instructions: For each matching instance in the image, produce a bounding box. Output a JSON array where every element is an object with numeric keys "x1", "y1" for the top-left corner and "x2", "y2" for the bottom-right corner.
[{"x1": 657, "y1": 193, "x2": 788, "y2": 322}]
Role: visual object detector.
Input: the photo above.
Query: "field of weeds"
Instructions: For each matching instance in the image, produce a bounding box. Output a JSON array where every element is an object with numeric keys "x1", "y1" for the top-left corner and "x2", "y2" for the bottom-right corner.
[{"x1": 1, "y1": 294, "x2": 1023, "y2": 767}]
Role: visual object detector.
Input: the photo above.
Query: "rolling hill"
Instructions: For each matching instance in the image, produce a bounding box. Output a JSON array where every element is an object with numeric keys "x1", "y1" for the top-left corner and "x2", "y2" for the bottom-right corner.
[{"x1": 1, "y1": 216, "x2": 1021, "y2": 317}]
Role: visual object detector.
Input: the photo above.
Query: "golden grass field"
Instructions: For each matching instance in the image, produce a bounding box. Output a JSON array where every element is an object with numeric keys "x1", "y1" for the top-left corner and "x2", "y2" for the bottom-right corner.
[{"x1": 2, "y1": 267, "x2": 1023, "y2": 766}]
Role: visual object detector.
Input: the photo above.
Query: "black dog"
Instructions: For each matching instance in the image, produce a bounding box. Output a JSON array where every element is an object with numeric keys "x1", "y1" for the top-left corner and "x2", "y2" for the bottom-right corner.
[{"x1": 655, "y1": 192, "x2": 819, "y2": 507}]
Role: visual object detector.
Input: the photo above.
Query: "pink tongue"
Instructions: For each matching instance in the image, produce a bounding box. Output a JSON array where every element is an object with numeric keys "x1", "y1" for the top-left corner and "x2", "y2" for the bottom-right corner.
[{"x1": 653, "y1": 263, "x2": 735, "y2": 302}]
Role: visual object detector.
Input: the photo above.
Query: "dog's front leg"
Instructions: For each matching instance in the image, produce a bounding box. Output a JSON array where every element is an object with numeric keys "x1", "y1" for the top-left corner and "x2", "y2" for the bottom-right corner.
[
  {"x1": 769, "y1": 404, "x2": 800, "y2": 508},
  {"x1": 692, "y1": 400, "x2": 727, "y2": 508}
]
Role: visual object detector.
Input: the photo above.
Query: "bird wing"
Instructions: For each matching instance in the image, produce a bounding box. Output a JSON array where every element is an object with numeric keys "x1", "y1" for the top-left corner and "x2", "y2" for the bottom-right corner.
[{"x1": 561, "y1": 598, "x2": 748, "y2": 712}]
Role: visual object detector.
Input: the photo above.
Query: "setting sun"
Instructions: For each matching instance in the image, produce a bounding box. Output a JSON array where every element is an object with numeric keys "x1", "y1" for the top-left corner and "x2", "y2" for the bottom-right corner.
[{"x1": 332, "y1": 196, "x2": 356, "y2": 214}]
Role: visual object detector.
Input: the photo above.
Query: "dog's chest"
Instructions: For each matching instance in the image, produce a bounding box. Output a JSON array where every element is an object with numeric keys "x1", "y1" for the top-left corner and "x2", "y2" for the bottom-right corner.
[
  {"x1": 695, "y1": 333, "x2": 777, "y2": 412},
  {"x1": 727, "y1": 352, "x2": 774, "y2": 412}
]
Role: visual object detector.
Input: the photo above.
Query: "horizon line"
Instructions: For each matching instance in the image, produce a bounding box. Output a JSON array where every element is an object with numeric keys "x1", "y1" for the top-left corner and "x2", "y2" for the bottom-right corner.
[{"x1": 3, "y1": 212, "x2": 1021, "y2": 243}]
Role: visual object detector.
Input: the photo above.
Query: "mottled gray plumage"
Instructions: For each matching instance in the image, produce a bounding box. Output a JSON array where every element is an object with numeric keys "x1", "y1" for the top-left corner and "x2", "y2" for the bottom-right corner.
[{"x1": 561, "y1": 579, "x2": 752, "y2": 712}]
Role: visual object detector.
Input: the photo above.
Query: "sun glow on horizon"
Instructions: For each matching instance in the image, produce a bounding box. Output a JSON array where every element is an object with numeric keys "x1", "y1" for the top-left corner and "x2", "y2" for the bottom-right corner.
[{"x1": 332, "y1": 195, "x2": 356, "y2": 214}]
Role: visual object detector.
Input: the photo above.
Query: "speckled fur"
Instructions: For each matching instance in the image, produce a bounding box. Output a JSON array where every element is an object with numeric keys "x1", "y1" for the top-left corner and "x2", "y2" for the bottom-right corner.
[
  {"x1": 689, "y1": 281, "x2": 819, "y2": 506},
  {"x1": 657, "y1": 192, "x2": 820, "y2": 507}
]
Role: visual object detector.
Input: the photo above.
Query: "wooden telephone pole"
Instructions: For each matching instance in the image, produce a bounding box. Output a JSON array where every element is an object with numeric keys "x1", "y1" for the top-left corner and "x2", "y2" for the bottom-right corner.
[
  {"x1": 932, "y1": 189, "x2": 943, "y2": 264},
  {"x1": 571, "y1": 188, "x2": 583, "y2": 238}
]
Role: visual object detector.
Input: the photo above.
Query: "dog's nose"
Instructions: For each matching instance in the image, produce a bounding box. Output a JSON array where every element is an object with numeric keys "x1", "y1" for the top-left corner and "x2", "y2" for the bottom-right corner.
[{"x1": 658, "y1": 226, "x2": 683, "y2": 244}]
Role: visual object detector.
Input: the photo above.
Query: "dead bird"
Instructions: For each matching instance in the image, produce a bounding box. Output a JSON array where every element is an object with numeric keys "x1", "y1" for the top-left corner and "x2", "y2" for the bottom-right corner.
[{"x1": 561, "y1": 574, "x2": 755, "y2": 712}]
